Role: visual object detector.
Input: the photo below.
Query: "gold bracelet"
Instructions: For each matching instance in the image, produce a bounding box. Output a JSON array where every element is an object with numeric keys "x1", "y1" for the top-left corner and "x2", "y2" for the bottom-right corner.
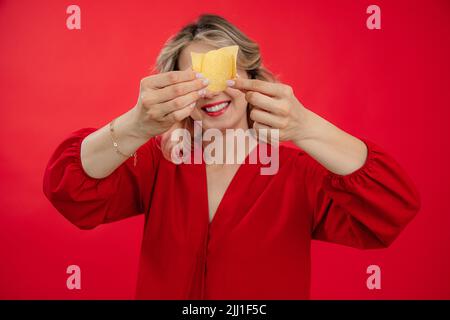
[{"x1": 109, "y1": 118, "x2": 138, "y2": 166}]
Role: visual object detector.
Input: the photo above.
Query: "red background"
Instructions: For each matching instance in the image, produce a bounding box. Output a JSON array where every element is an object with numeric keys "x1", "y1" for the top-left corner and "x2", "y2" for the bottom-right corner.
[{"x1": 1, "y1": 0, "x2": 449, "y2": 299}]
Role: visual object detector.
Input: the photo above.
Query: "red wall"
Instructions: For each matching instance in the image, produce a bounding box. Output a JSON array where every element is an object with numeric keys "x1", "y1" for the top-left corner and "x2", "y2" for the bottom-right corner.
[{"x1": 1, "y1": 0, "x2": 449, "y2": 299}]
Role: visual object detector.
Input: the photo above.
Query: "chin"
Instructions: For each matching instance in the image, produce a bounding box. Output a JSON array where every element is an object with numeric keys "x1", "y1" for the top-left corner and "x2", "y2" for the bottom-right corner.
[{"x1": 197, "y1": 118, "x2": 233, "y2": 131}]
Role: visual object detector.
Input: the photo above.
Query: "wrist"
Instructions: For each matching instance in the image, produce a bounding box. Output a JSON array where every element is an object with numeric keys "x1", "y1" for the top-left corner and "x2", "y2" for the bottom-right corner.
[
  {"x1": 127, "y1": 107, "x2": 154, "y2": 142},
  {"x1": 292, "y1": 108, "x2": 321, "y2": 146}
]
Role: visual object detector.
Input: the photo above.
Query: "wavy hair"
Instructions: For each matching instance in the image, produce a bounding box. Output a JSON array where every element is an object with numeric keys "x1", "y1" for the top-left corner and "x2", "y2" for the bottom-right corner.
[{"x1": 153, "y1": 14, "x2": 278, "y2": 161}]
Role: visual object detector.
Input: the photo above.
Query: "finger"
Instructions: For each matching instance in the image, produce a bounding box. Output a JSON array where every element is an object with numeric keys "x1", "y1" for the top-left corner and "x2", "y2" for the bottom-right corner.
[
  {"x1": 252, "y1": 121, "x2": 280, "y2": 144},
  {"x1": 227, "y1": 78, "x2": 282, "y2": 97},
  {"x1": 250, "y1": 108, "x2": 287, "y2": 128},
  {"x1": 156, "y1": 78, "x2": 209, "y2": 103},
  {"x1": 158, "y1": 90, "x2": 202, "y2": 117},
  {"x1": 143, "y1": 69, "x2": 202, "y2": 89},
  {"x1": 223, "y1": 86, "x2": 243, "y2": 99},
  {"x1": 166, "y1": 103, "x2": 196, "y2": 123},
  {"x1": 245, "y1": 91, "x2": 287, "y2": 115},
  {"x1": 253, "y1": 121, "x2": 272, "y2": 130}
]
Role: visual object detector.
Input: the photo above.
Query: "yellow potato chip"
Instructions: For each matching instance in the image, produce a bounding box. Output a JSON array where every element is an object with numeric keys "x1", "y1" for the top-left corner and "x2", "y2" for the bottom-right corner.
[{"x1": 190, "y1": 45, "x2": 239, "y2": 92}]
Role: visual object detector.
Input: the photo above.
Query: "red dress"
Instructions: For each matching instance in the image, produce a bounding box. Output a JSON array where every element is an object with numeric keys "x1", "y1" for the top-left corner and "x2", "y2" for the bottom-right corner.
[{"x1": 43, "y1": 127, "x2": 420, "y2": 299}]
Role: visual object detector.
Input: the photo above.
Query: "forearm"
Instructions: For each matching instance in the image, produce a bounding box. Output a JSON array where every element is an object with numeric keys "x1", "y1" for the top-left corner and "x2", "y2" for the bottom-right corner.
[
  {"x1": 293, "y1": 108, "x2": 368, "y2": 176},
  {"x1": 80, "y1": 107, "x2": 150, "y2": 179}
]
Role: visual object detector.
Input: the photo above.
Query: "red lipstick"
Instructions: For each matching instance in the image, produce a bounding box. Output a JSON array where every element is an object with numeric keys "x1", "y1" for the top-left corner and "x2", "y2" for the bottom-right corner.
[{"x1": 201, "y1": 100, "x2": 231, "y2": 117}]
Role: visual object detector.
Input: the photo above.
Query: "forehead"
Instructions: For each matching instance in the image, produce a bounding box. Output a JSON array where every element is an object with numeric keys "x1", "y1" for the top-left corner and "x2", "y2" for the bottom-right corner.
[{"x1": 178, "y1": 41, "x2": 218, "y2": 71}]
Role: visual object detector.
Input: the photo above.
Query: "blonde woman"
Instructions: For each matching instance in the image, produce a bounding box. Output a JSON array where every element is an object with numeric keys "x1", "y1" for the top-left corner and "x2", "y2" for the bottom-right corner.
[{"x1": 43, "y1": 14, "x2": 420, "y2": 299}]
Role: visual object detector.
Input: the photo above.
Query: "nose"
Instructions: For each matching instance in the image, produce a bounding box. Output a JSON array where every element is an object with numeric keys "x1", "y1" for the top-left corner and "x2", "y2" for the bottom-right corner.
[{"x1": 203, "y1": 89, "x2": 221, "y2": 100}]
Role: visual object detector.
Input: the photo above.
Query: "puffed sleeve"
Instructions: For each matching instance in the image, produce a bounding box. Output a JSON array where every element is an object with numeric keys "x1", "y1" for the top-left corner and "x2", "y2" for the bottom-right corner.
[
  {"x1": 43, "y1": 127, "x2": 162, "y2": 230},
  {"x1": 299, "y1": 139, "x2": 421, "y2": 249}
]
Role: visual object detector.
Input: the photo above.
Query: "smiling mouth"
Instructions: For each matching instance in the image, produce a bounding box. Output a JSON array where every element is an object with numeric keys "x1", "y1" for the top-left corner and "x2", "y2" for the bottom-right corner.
[{"x1": 201, "y1": 100, "x2": 231, "y2": 117}]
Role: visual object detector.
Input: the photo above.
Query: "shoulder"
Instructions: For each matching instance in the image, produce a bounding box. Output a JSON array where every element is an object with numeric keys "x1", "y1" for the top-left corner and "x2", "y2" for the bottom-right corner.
[
  {"x1": 138, "y1": 135, "x2": 163, "y2": 164},
  {"x1": 143, "y1": 134, "x2": 162, "y2": 151}
]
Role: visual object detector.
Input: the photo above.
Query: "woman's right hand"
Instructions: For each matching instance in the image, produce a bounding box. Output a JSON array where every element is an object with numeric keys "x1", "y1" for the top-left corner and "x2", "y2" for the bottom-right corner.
[{"x1": 132, "y1": 69, "x2": 209, "y2": 139}]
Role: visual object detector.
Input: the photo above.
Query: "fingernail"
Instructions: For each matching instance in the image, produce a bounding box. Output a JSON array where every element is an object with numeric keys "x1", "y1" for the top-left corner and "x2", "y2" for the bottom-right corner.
[
  {"x1": 195, "y1": 72, "x2": 204, "y2": 79},
  {"x1": 202, "y1": 78, "x2": 210, "y2": 85},
  {"x1": 226, "y1": 80, "x2": 235, "y2": 87},
  {"x1": 198, "y1": 89, "x2": 206, "y2": 96},
  {"x1": 188, "y1": 102, "x2": 196, "y2": 108}
]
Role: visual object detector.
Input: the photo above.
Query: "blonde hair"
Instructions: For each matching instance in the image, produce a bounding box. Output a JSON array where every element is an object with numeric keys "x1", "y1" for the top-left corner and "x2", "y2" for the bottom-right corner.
[{"x1": 153, "y1": 14, "x2": 278, "y2": 161}]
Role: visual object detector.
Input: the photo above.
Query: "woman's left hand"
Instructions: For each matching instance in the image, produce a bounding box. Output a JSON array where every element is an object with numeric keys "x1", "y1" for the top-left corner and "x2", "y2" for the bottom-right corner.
[
  {"x1": 228, "y1": 77, "x2": 368, "y2": 175},
  {"x1": 227, "y1": 78, "x2": 310, "y2": 143}
]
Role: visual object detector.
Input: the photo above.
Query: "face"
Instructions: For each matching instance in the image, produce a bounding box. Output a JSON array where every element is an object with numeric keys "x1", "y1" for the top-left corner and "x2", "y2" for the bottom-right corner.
[{"x1": 178, "y1": 41, "x2": 250, "y2": 131}]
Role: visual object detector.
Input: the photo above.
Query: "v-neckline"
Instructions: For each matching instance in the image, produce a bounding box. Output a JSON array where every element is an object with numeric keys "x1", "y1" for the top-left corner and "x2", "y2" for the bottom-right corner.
[{"x1": 203, "y1": 142, "x2": 259, "y2": 226}]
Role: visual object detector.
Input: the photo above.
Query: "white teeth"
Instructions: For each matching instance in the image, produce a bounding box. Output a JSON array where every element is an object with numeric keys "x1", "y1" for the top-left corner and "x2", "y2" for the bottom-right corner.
[{"x1": 204, "y1": 102, "x2": 229, "y2": 113}]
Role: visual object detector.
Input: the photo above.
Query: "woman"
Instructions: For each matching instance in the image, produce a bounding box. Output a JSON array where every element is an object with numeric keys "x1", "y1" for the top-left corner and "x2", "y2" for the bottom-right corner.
[{"x1": 43, "y1": 14, "x2": 420, "y2": 299}]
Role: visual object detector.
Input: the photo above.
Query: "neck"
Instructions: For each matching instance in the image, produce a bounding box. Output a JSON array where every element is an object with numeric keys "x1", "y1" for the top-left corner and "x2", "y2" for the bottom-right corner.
[{"x1": 201, "y1": 118, "x2": 255, "y2": 166}]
